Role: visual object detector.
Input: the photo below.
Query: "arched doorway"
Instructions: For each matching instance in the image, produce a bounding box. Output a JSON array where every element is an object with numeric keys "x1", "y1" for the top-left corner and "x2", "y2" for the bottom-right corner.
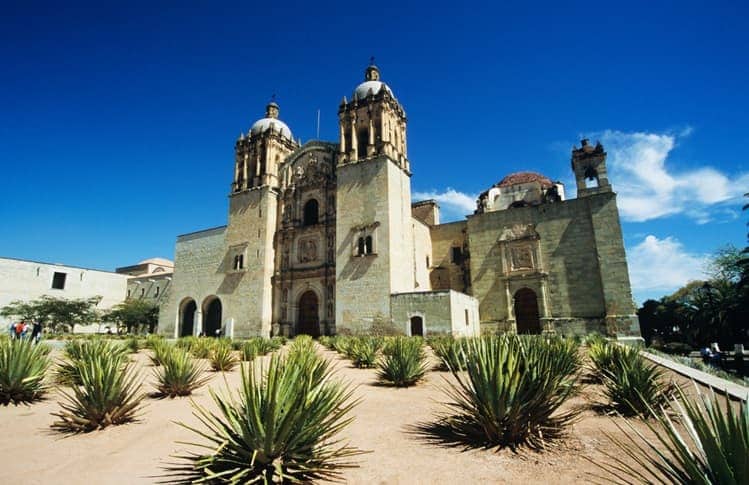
[
  {"x1": 514, "y1": 288, "x2": 541, "y2": 334},
  {"x1": 297, "y1": 291, "x2": 320, "y2": 337},
  {"x1": 179, "y1": 299, "x2": 197, "y2": 337},
  {"x1": 303, "y1": 199, "x2": 319, "y2": 226},
  {"x1": 203, "y1": 297, "x2": 222, "y2": 337},
  {"x1": 410, "y1": 316, "x2": 424, "y2": 337}
]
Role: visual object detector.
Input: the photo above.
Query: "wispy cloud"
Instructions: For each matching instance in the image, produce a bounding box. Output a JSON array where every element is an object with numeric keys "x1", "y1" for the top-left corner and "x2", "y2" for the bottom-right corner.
[
  {"x1": 412, "y1": 188, "x2": 477, "y2": 222},
  {"x1": 627, "y1": 234, "x2": 708, "y2": 301},
  {"x1": 591, "y1": 129, "x2": 749, "y2": 223}
]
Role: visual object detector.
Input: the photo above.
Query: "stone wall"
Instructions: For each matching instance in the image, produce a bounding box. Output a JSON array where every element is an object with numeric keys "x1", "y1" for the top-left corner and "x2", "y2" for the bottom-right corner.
[
  {"x1": 0, "y1": 257, "x2": 128, "y2": 327},
  {"x1": 465, "y1": 191, "x2": 636, "y2": 336},
  {"x1": 412, "y1": 218, "x2": 432, "y2": 291},
  {"x1": 335, "y1": 156, "x2": 414, "y2": 329},
  {"x1": 390, "y1": 290, "x2": 479, "y2": 337},
  {"x1": 429, "y1": 220, "x2": 468, "y2": 292},
  {"x1": 158, "y1": 226, "x2": 227, "y2": 338}
]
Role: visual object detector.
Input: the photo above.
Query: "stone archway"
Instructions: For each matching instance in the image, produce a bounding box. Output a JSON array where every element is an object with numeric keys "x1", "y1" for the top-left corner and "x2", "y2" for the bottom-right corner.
[
  {"x1": 297, "y1": 290, "x2": 320, "y2": 337},
  {"x1": 179, "y1": 299, "x2": 197, "y2": 337},
  {"x1": 203, "y1": 297, "x2": 222, "y2": 337},
  {"x1": 410, "y1": 316, "x2": 424, "y2": 337},
  {"x1": 514, "y1": 288, "x2": 541, "y2": 334}
]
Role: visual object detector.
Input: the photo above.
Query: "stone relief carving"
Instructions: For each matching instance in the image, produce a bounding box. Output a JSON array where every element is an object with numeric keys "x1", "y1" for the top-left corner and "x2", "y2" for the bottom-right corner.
[
  {"x1": 510, "y1": 245, "x2": 534, "y2": 270},
  {"x1": 298, "y1": 237, "x2": 319, "y2": 263}
]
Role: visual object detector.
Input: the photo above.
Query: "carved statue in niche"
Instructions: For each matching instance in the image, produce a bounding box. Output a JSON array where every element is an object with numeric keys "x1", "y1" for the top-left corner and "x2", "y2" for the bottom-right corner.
[
  {"x1": 510, "y1": 245, "x2": 533, "y2": 270},
  {"x1": 298, "y1": 238, "x2": 318, "y2": 263}
]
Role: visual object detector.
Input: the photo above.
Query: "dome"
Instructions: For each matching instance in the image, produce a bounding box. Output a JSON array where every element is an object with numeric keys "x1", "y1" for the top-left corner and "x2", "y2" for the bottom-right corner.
[
  {"x1": 496, "y1": 172, "x2": 554, "y2": 189},
  {"x1": 250, "y1": 118, "x2": 293, "y2": 139},
  {"x1": 249, "y1": 100, "x2": 293, "y2": 140},
  {"x1": 353, "y1": 80, "x2": 393, "y2": 99}
]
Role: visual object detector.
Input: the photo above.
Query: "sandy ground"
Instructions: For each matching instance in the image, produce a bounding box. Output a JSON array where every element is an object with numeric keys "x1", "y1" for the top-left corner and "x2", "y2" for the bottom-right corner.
[{"x1": 0, "y1": 344, "x2": 699, "y2": 484}]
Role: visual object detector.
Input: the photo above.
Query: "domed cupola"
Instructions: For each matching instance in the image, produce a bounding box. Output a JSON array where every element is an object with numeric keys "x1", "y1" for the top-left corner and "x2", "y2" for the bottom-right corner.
[
  {"x1": 233, "y1": 99, "x2": 298, "y2": 192},
  {"x1": 338, "y1": 61, "x2": 408, "y2": 170},
  {"x1": 353, "y1": 63, "x2": 394, "y2": 100},
  {"x1": 249, "y1": 100, "x2": 293, "y2": 140}
]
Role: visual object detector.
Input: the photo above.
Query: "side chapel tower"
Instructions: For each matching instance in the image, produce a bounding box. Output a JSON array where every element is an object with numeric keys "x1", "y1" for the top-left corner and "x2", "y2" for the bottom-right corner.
[
  {"x1": 335, "y1": 63, "x2": 416, "y2": 328},
  {"x1": 227, "y1": 101, "x2": 299, "y2": 337}
]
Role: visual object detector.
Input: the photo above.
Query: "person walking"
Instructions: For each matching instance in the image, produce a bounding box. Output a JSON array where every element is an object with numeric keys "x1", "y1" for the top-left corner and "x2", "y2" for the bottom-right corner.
[
  {"x1": 31, "y1": 321, "x2": 42, "y2": 345},
  {"x1": 14, "y1": 321, "x2": 25, "y2": 340}
]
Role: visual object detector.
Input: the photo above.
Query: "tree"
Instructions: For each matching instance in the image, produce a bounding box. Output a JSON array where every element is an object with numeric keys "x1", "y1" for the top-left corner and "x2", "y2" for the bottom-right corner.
[
  {"x1": 0, "y1": 295, "x2": 102, "y2": 332},
  {"x1": 105, "y1": 299, "x2": 159, "y2": 334}
]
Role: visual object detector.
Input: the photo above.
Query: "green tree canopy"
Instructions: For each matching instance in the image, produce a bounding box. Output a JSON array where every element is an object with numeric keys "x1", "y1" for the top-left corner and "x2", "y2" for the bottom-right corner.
[
  {"x1": 104, "y1": 299, "x2": 159, "y2": 334},
  {"x1": 0, "y1": 295, "x2": 102, "y2": 332}
]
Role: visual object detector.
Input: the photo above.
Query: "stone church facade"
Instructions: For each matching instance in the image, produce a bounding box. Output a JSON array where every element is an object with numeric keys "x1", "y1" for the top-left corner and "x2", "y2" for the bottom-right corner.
[{"x1": 158, "y1": 64, "x2": 641, "y2": 341}]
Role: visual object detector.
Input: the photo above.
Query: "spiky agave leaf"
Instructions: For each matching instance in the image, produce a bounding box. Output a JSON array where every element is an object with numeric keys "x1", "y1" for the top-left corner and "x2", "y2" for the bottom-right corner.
[
  {"x1": 430, "y1": 337, "x2": 468, "y2": 372},
  {"x1": 164, "y1": 347, "x2": 364, "y2": 483},
  {"x1": 347, "y1": 338, "x2": 382, "y2": 369},
  {"x1": 589, "y1": 384, "x2": 749, "y2": 484},
  {"x1": 52, "y1": 354, "x2": 145, "y2": 432},
  {"x1": 0, "y1": 339, "x2": 51, "y2": 405},
  {"x1": 599, "y1": 345, "x2": 671, "y2": 416},
  {"x1": 55, "y1": 339, "x2": 129, "y2": 386},
  {"x1": 377, "y1": 337, "x2": 428, "y2": 387},
  {"x1": 154, "y1": 348, "x2": 210, "y2": 398},
  {"x1": 209, "y1": 341, "x2": 238, "y2": 372},
  {"x1": 434, "y1": 335, "x2": 581, "y2": 450},
  {"x1": 148, "y1": 339, "x2": 175, "y2": 366}
]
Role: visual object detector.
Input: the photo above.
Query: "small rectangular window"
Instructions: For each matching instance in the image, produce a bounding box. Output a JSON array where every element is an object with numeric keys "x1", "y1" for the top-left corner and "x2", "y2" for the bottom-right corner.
[
  {"x1": 155, "y1": 286, "x2": 160, "y2": 296},
  {"x1": 451, "y1": 247, "x2": 463, "y2": 265},
  {"x1": 465, "y1": 309, "x2": 470, "y2": 326},
  {"x1": 141, "y1": 288, "x2": 145, "y2": 297},
  {"x1": 51, "y1": 272, "x2": 66, "y2": 290},
  {"x1": 127, "y1": 289, "x2": 131, "y2": 298}
]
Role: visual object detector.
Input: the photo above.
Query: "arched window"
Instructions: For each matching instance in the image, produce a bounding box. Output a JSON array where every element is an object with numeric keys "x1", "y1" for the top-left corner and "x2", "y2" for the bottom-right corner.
[
  {"x1": 357, "y1": 237, "x2": 366, "y2": 256},
  {"x1": 584, "y1": 166, "x2": 599, "y2": 188},
  {"x1": 365, "y1": 236, "x2": 373, "y2": 254},
  {"x1": 303, "y1": 199, "x2": 319, "y2": 226}
]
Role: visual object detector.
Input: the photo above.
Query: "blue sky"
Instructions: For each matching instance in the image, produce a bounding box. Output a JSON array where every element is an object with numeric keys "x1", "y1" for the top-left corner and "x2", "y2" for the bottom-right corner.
[{"x1": 1, "y1": 1, "x2": 747, "y2": 303}]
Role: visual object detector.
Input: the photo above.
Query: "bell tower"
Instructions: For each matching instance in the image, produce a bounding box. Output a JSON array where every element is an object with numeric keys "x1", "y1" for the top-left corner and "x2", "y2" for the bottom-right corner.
[
  {"x1": 335, "y1": 63, "x2": 416, "y2": 331},
  {"x1": 571, "y1": 138, "x2": 611, "y2": 196},
  {"x1": 225, "y1": 101, "x2": 298, "y2": 337},
  {"x1": 337, "y1": 62, "x2": 409, "y2": 170}
]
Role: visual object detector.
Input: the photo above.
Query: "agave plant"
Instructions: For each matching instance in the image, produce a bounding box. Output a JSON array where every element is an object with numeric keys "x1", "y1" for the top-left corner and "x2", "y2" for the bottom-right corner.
[
  {"x1": 148, "y1": 339, "x2": 174, "y2": 366},
  {"x1": 165, "y1": 343, "x2": 363, "y2": 483},
  {"x1": 592, "y1": 385, "x2": 749, "y2": 484},
  {"x1": 597, "y1": 345, "x2": 670, "y2": 416},
  {"x1": 210, "y1": 342, "x2": 238, "y2": 372},
  {"x1": 125, "y1": 337, "x2": 141, "y2": 354},
  {"x1": 175, "y1": 336, "x2": 198, "y2": 352},
  {"x1": 0, "y1": 339, "x2": 51, "y2": 405},
  {"x1": 189, "y1": 338, "x2": 214, "y2": 359},
  {"x1": 347, "y1": 337, "x2": 382, "y2": 368},
  {"x1": 52, "y1": 354, "x2": 145, "y2": 432},
  {"x1": 154, "y1": 348, "x2": 209, "y2": 398},
  {"x1": 430, "y1": 335, "x2": 581, "y2": 450},
  {"x1": 56, "y1": 339, "x2": 129, "y2": 385},
  {"x1": 144, "y1": 334, "x2": 165, "y2": 349},
  {"x1": 430, "y1": 337, "x2": 467, "y2": 371},
  {"x1": 377, "y1": 337, "x2": 428, "y2": 387}
]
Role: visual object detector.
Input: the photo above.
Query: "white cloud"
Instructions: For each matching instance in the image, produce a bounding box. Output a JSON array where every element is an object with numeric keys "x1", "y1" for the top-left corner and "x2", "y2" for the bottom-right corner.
[
  {"x1": 627, "y1": 235, "x2": 708, "y2": 299},
  {"x1": 592, "y1": 130, "x2": 749, "y2": 223},
  {"x1": 412, "y1": 188, "x2": 477, "y2": 222}
]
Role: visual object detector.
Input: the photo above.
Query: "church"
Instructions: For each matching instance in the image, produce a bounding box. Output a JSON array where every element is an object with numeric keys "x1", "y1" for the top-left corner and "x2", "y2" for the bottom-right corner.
[{"x1": 158, "y1": 63, "x2": 641, "y2": 341}]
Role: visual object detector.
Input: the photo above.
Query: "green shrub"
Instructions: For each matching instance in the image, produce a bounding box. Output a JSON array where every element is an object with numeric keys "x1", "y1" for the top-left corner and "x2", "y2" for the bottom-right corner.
[
  {"x1": 431, "y1": 335, "x2": 580, "y2": 450},
  {"x1": 56, "y1": 339, "x2": 128, "y2": 386},
  {"x1": 0, "y1": 339, "x2": 51, "y2": 405},
  {"x1": 175, "y1": 336, "x2": 198, "y2": 352},
  {"x1": 52, "y1": 354, "x2": 145, "y2": 432},
  {"x1": 596, "y1": 344, "x2": 671, "y2": 416},
  {"x1": 166, "y1": 343, "x2": 362, "y2": 482},
  {"x1": 124, "y1": 337, "x2": 141, "y2": 354},
  {"x1": 592, "y1": 385, "x2": 749, "y2": 484},
  {"x1": 377, "y1": 337, "x2": 428, "y2": 387},
  {"x1": 144, "y1": 334, "x2": 164, "y2": 349},
  {"x1": 154, "y1": 348, "x2": 209, "y2": 398},
  {"x1": 209, "y1": 342, "x2": 238, "y2": 372}
]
